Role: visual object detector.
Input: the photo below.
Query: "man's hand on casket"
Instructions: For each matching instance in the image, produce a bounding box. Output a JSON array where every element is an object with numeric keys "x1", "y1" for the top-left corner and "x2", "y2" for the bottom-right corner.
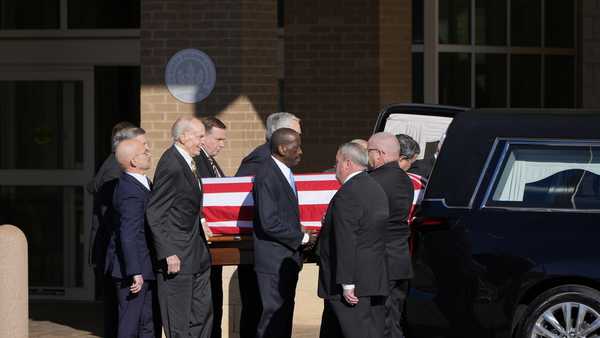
[{"x1": 302, "y1": 232, "x2": 319, "y2": 252}]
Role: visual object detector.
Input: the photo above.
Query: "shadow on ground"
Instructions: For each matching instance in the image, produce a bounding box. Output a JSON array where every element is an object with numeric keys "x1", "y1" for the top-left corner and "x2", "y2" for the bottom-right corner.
[{"x1": 29, "y1": 300, "x2": 103, "y2": 337}]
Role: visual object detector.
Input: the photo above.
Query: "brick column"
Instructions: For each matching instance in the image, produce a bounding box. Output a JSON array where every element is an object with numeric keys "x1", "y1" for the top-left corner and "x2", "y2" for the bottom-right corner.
[
  {"x1": 284, "y1": 0, "x2": 412, "y2": 172},
  {"x1": 141, "y1": 0, "x2": 279, "y2": 176},
  {"x1": 582, "y1": 0, "x2": 600, "y2": 108}
]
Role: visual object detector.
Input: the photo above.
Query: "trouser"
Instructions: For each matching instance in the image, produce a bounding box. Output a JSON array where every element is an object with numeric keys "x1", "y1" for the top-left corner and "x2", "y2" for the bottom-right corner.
[
  {"x1": 210, "y1": 266, "x2": 223, "y2": 338},
  {"x1": 114, "y1": 278, "x2": 156, "y2": 338},
  {"x1": 384, "y1": 279, "x2": 410, "y2": 338},
  {"x1": 320, "y1": 296, "x2": 386, "y2": 338},
  {"x1": 238, "y1": 264, "x2": 262, "y2": 338},
  {"x1": 255, "y1": 268, "x2": 299, "y2": 338},
  {"x1": 98, "y1": 269, "x2": 118, "y2": 338},
  {"x1": 157, "y1": 269, "x2": 213, "y2": 338}
]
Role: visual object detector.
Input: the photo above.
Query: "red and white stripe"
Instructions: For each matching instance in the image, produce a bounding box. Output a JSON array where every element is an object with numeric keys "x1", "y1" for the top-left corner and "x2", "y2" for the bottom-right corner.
[
  {"x1": 202, "y1": 172, "x2": 428, "y2": 235},
  {"x1": 201, "y1": 174, "x2": 340, "y2": 235}
]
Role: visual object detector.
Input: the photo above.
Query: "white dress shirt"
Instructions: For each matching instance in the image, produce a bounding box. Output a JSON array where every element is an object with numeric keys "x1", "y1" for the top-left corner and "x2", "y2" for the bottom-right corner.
[
  {"x1": 271, "y1": 156, "x2": 308, "y2": 244},
  {"x1": 175, "y1": 144, "x2": 195, "y2": 172},
  {"x1": 126, "y1": 171, "x2": 151, "y2": 190}
]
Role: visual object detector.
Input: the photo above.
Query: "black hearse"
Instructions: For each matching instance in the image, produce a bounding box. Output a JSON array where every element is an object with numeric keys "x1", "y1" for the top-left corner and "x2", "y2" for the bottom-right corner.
[{"x1": 375, "y1": 105, "x2": 600, "y2": 338}]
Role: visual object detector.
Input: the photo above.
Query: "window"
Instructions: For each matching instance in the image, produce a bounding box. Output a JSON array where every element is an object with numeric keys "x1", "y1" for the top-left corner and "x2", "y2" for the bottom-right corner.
[
  {"x1": 0, "y1": 0, "x2": 59, "y2": 29},
  {"x1": 68, "y1": 0, "x2": 140, "y2": 29},
  {"x1": 0, "y1": 186, "x2": 84, "y2": 287},
  {"x1": 487, "y1": 143, "x2": 600, "y2": 210},
  {"x1": 0, "y1": 81, "x2": 83, "y2": 169},
  {"x1": 436, "y1": 0, "x2": 576, "y2": 108}
]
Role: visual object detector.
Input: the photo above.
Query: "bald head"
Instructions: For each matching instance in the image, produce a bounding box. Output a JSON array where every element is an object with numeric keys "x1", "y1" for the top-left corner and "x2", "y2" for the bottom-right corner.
[
  {"x1": 115, "y1": 139, "x2": 151, "y2": 173},
  {"x1": 367, "y1": 132, "x2": 400, "y2": 169}
]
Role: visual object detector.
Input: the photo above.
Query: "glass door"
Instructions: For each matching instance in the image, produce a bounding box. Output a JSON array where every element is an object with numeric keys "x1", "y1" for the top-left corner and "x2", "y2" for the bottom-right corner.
[{"x1": 0, "y1": 66, "x2": 95, "y2": 300}]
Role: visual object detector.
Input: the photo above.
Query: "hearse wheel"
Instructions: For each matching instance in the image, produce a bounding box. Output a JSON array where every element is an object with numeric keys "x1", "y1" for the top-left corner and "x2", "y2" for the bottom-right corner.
[{"x1": 519, "y1": 285, "x2": 600, "y2": 338}]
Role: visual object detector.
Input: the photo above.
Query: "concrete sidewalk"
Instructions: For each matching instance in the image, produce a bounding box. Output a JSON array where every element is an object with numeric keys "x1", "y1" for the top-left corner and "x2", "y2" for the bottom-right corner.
[{"x1": 30, "y1": 265, "x2": 322, "y2": 338}]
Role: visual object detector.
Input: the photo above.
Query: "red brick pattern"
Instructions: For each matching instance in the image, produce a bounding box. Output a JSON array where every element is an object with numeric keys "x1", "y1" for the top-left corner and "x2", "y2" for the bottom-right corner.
[
  {"x1": 141, "y1": 0, "x2": 279, "y2": 176},
  {"x1": 284, "y1": 0, "x2": 412, "y2": 172}
]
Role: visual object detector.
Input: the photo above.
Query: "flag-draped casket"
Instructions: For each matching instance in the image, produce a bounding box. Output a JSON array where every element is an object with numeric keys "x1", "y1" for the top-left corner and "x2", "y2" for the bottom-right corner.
[{"x1": 201, "y1": 172, "x2": 427, "y2": 235}]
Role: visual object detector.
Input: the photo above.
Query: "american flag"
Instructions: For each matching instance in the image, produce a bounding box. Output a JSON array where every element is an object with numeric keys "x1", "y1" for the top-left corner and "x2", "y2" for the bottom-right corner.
[{"x1": 202, "y1": 172, "x2": 426, "y2": 235}]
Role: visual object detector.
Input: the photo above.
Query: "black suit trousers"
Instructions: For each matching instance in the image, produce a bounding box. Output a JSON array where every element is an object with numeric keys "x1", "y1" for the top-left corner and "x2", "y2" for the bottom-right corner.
[
  {"x1": 157, "y1": 269, "x2": 213, "y2": 338},
  {"x1": 384, "y1": 279, "x2": 409, "y2": 338},
  {"x1": 114, "y1": 279, "x2": 157, "y2": 338},
  {"x1": 320, "y1": 296, "x2": 386, "y2": 338},
  {"x1": 238, "y1": 264, "x2": 262, "y2": 338},
  {"x1": 255, "y1": 266, "x2": 299, "y2": 338},
  {"x1": 210, "y1": 266, "x2": 223, "y2": 338},
  {"x1": 98, "y1": 268, "x2": 118, "y2": 338}
]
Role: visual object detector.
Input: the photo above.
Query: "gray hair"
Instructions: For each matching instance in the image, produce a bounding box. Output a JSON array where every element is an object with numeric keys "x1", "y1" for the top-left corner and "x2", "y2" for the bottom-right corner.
[
  {"x1": 396, "y1": 134, "x2": 420, "y2": 159},
  {"x1": 171, "y1": 116, "x2": 198, "y2": 142},
  {"x1": 112, "y1": 127, "x2": 145, "y2": 151},
  {"x1": 338, "y1": 142, "x2": 368, "y2": 168},
  {"x1": 266, "y1": 112, "x2": 300, "y2": 140}
]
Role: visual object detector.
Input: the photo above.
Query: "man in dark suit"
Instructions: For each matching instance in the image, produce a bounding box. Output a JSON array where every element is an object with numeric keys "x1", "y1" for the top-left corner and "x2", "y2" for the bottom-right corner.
[
  {"x1": 235, "y1": 112, "x2": 301, "y2": 338},
  {"x1": 318, "y1": 142, "x2": 390, "y2": 338},
  {"x1": 146, "y1": 116, "x2": 212, "y2": 338},
  {"x1": 368, "y1": 132, "x2": 415, "y2": 338},
  {"x1": 253, "y1": 128, "x2": 309, "y2": 338},
  {"x1": 107, "y1": 139, "x2": 156, "y2": 338},
  {"x1": 193, "y1": 117, "x2": 227, "y2": 338},
  {"x1": 88, "y1": 122, "x2": 147, "y2": 338}
]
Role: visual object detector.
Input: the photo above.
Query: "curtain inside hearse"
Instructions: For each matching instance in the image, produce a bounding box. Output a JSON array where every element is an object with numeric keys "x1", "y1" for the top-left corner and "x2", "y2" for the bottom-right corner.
[{"x1": 491, "y1": 146, "x2": 600, "y2": 208}]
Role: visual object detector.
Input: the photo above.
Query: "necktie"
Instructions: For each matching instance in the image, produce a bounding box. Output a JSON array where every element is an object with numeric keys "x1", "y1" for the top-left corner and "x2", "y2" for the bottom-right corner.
[
  {"x1": 208, "y1": 156, "x2": 222, "y2": 178},
  {"x1": 289, "y1": 171, "x2": 297, "y2": 195},
  {"x1": 146, "y1": 176, "x2": 153, "y2": 190},
  {"x1": 190, "y1": 160, "x2": 198, "y2": 177}
]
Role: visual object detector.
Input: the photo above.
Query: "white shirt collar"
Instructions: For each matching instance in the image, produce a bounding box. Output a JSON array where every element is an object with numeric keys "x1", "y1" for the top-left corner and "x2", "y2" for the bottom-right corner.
[
  {"x1": 343, "y1": 170, "x2": 362, "y2": 184},
  {"x1": 126, "y1": 171, "x2": 150, "y2": 190},
  {"x1": 174, "y1": 143, "x2": 194, "y2": 170},
  {"x1": 271, "y1": 156, "x2": 294, "y2": 189}
]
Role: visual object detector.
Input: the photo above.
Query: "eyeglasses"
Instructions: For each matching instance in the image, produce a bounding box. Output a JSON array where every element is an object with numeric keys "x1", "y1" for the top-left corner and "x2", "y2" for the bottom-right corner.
[{"x1": 367, "y1": 148, "x2": 384, "y2": 155}]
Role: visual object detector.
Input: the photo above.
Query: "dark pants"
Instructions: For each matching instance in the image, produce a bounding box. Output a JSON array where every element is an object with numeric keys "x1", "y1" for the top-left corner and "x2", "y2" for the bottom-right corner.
[
  {"x1": 255, "y1": 268, "x2": 299, "y2": 338},
  {"x1": 98, "y1": 269, "x2": 118, "y2": 338},
  {"x1": 114, "y1": 278, "x2": 156, "y2": 338},
  {"x1": 238, "y1": 264, "x2": 262, "y2": 338},
  {"x1": 384, "y1": 279, "x2": 409, "y2": 338},
  {"x1": 157, "y1": 269, "x2": 213, "y2": 338},
  {"x1": 320, "y1": 296, "x2": 386, "y2": 338},
  {"x1": 210, "y1": 266, "x2": 223, "y2": 338}
]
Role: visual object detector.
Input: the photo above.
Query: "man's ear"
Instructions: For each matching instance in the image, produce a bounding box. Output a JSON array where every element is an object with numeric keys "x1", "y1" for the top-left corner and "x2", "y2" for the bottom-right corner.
[{"x1": 277, "y1": 144, "x2": 287, "y2": 157}]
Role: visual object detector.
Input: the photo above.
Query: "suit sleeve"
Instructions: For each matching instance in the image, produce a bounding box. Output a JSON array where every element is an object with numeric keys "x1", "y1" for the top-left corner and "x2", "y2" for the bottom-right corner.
[
  {"x1": 146, "y1": 169, "x2": 179, "y2": 260},
  {"x1": 332, "y1": 190, "x2": 362, "y2": 285},
  {"x1": 235, "y1": 156, "x2": 260, "y2": 177},
  {"x1": 255, "y1": 178, "x2": 303, "y2": 250},
  {"x1": 115, "y1": 190, "x2": 144, "y2": 277}
]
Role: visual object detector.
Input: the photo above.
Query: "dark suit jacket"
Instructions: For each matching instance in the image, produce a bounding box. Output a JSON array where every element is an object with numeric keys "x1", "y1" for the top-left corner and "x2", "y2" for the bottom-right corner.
[
  {"x1": 369, "y1": 161, "x2": 415, "y2": 280},
  {"x1": 318, "y1": 172, "x2": 389, "y2": 299},
  {"x1": 252, "y1": 157, "x2": 304, "y2": 274},
  {"x1": 146, "y1": 146, "x2": 211, "y2": 274},
  {"x1": 194, "y1": 149, "x2": 225, "y2": 178},
  {"x1": 235, "y1": 143, "x2": 270, "y2": 177},
  {"x1": 88, "y1": 153, "x2": 121, "y2": 271},
  {"x1": 409, "y1": 157, "x2": 435, "y2": 179},
  {"x1": 106, "y1": 172, "x2": 155, "y2": 280}
]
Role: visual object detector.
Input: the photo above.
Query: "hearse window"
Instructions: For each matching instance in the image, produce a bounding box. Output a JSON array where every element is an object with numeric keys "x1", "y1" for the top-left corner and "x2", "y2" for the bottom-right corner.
[
  {"x1": 487, "y1": 144, "x2": 600, "y2": 210},
  {"x1": 384, "y1": 113, "x2": 452, "y2": 159}
]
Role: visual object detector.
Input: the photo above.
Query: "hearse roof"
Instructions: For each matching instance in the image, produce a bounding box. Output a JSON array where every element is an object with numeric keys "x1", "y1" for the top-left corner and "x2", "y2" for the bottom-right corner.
[{"x1": 425, "y1": 109, "x2": 600, "y2": 207}]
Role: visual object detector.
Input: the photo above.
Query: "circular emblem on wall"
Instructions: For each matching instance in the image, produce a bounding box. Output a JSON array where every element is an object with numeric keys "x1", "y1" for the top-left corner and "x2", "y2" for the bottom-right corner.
[{"x1": 165, "y1": 48, "x2": 216, "y2": 103}]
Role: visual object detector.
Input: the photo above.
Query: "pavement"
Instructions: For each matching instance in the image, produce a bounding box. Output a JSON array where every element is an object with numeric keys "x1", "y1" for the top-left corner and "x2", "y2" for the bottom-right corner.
[
  {"x1": 29, "y1": 301, "x2": 319, "y2": 338},
  {"x1": 29, "y1": 265, "x2": 323, "y2": 337}
]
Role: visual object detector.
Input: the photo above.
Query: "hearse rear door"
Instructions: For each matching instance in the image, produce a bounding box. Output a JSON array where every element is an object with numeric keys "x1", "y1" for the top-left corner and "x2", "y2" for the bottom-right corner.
[{"x1": 375, "y1": 104, "x2": 466, "y2": 338}]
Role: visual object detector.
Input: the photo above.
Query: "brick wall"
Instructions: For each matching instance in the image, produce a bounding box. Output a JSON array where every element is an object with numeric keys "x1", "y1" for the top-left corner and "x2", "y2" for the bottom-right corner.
[
  {"x1": 284, "y1": 0, "x2": 412, "y2": 172},
  {"x1": 582, "y1": 0, "x2": 600, "y2": 108},
  {"x1": 141, "y1": 0, "x2": 279, "y2": 177}
]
